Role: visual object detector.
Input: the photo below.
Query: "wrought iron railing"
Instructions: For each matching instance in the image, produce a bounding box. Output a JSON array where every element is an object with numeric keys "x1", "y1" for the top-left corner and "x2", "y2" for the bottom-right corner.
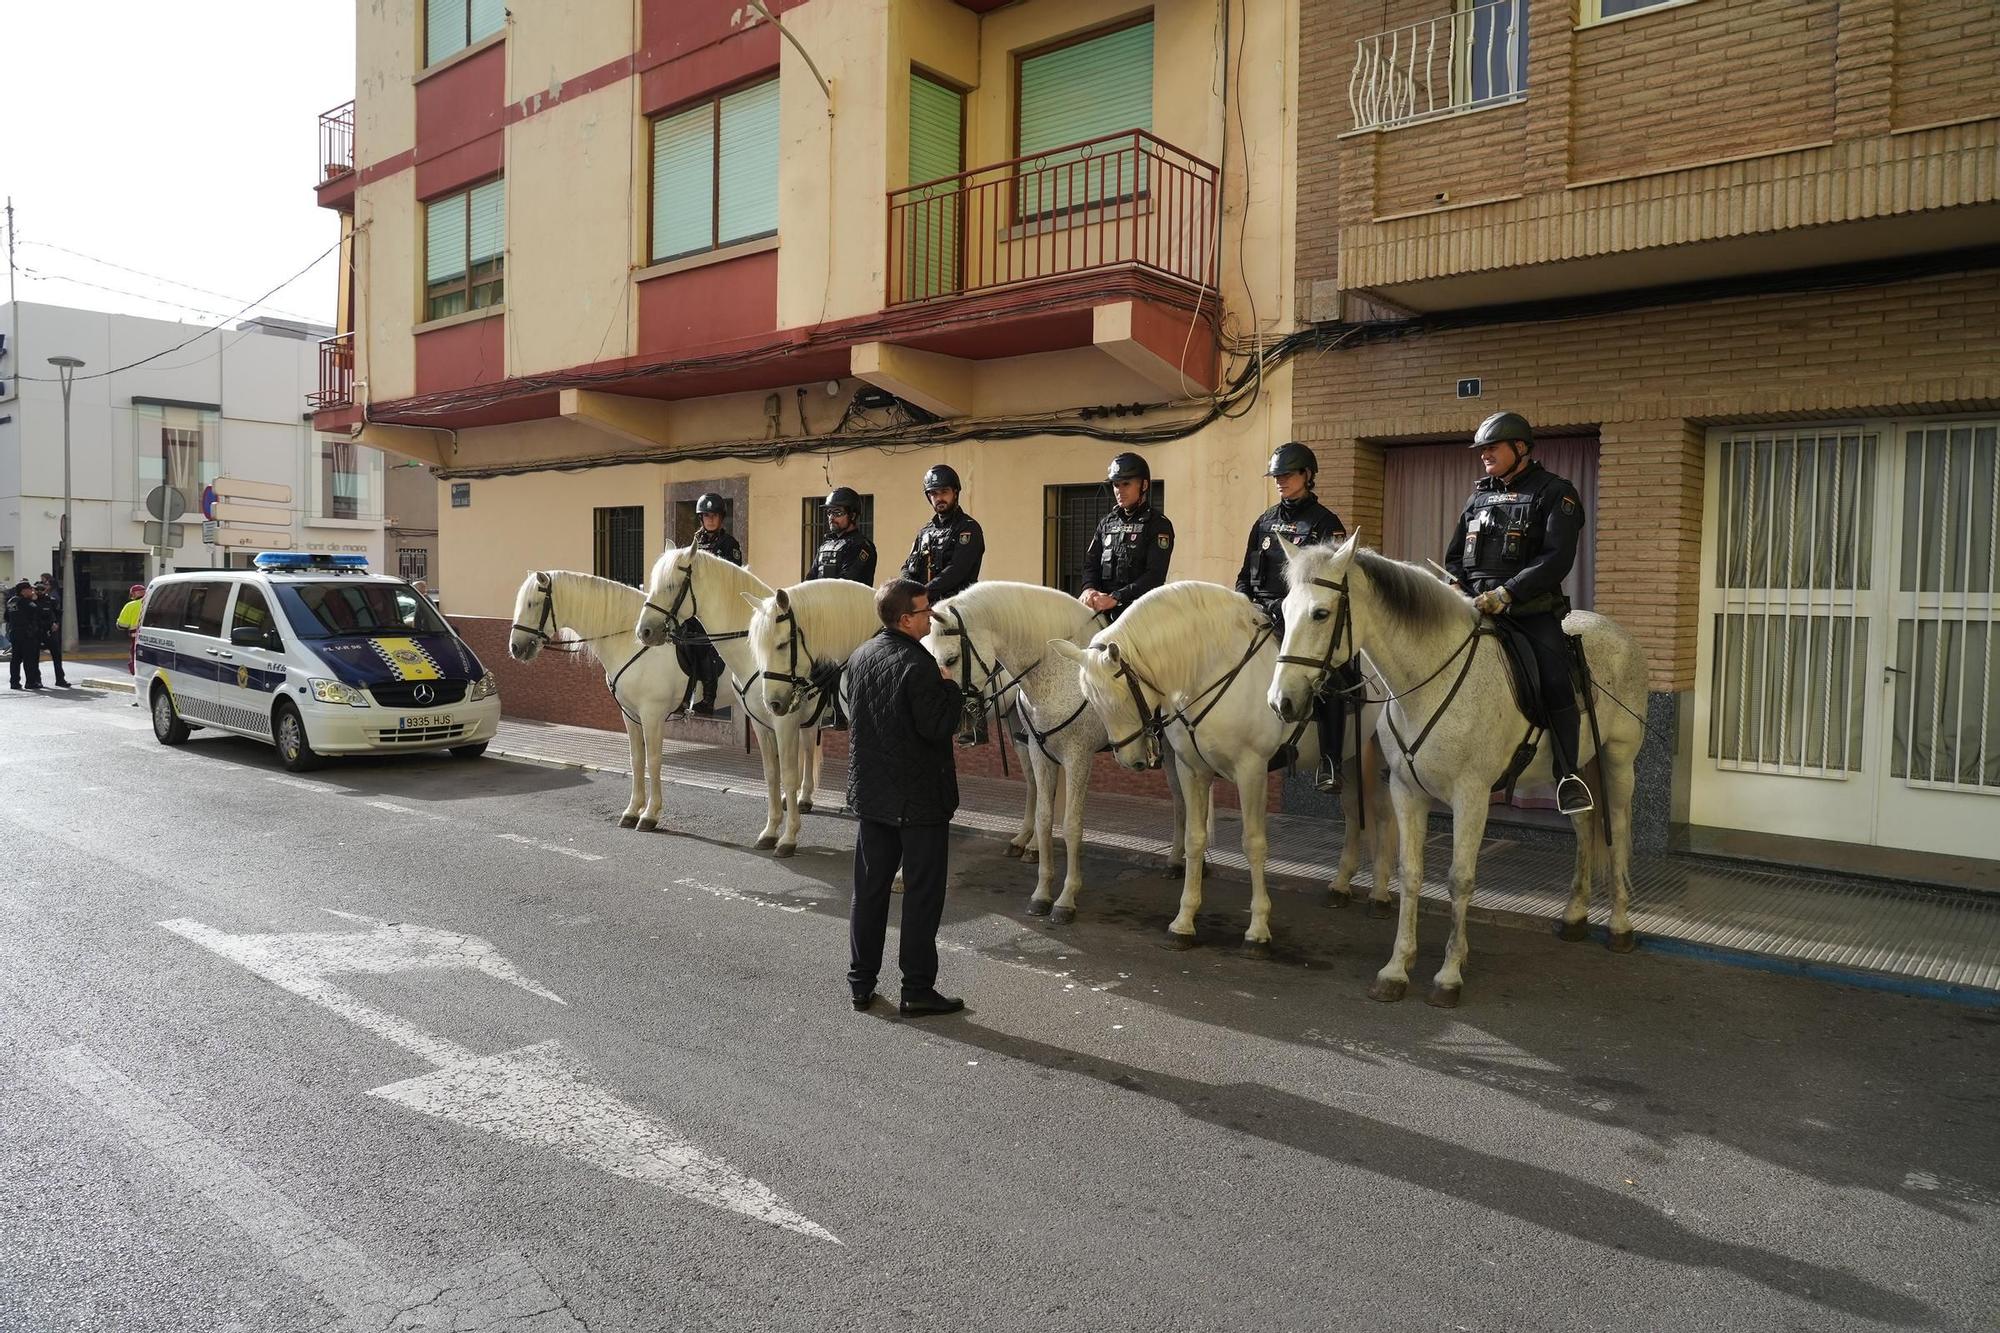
[
  {"x1": 319, "y1": 101, "x2": 355, "y2": 183},
  {"x1": 887, "y1": 129, "x2": 1218, "y2": 306},
  {"x1": 1348, "y1": 0, "x2": 1528, "y2": 133},
  {"x1": 309, "y1": 332, "x2": 355, "y2": 410}
]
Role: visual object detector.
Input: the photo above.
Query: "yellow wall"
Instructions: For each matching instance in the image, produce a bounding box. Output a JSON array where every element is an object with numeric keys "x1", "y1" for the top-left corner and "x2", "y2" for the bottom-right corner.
[
  {"x1": 354, "y1": 175, "x2": 419, "y2": 403},
  {"x1": 354, "y1": 0, "x2": 416, "y2": 167}
]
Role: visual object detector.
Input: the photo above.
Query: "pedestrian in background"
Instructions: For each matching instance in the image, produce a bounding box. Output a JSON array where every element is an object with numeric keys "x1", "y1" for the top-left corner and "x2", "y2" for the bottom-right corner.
[
  {"x1": 117, "y1": 583, "x2": 147, "y2": 677},
  {"x1": 35, "y1": 575, "x2": 70, "y2": 688},
  {"x1": 842, "y1": 578, "x2": 966, "y2": 1017},
  {"x1": 7, "y1": 582, "x2": 46, "y2": 691}
]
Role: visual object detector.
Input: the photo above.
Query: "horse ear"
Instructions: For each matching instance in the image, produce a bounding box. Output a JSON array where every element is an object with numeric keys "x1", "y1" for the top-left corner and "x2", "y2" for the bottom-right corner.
[
  {"x1": 1333, "y1": 529, "x2": 1360, "y2": 566},
  {"x1": 534, "y1": 571, "x2": 551, "y2": 589},
  {"x1": 1046, "y1": 638, "x2": 1087, "y2": 665},
  {"x1": 740, "y1": 591, "x2": 765, "y2": 612},
  {"x1": 774, "y1": 587, "x2": 792, "y2": 611},
  {"x1": 1103, "y1": 641, "x2": 1122, "y2": 665}
]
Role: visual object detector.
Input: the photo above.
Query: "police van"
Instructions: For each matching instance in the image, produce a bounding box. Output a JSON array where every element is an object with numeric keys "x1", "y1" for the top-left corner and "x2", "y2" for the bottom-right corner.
[{"x1": 137, "y1": 552, "x2": 501, "y2": 772}]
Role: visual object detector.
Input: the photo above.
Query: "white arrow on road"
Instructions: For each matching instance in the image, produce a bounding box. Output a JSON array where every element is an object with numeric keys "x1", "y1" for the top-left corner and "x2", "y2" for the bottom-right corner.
[{"x1": 160, "y1": 912, "x2": 837, "y2": 1242}]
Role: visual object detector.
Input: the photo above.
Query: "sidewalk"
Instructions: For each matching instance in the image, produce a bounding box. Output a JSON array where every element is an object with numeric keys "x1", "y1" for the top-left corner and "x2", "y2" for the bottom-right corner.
[{"x1": 487, "y1": 715, "x2": 2000, "y2": 1000}]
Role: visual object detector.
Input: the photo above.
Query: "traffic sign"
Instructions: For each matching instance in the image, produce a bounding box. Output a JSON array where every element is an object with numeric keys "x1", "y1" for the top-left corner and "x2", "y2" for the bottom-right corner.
[
  {"x1": 142, "y1": 521, "x2": 186, "y2": 547},
  {"x1": 144, "y1": 485, "x2": 188, "y2": 522},
  {"x1": 211, "y1": 476, "x2": 292, "y2": 504},
  {"x1": 201, "y1": 520, "x2": 220, "y2": 544},
  {"x1": 210, "y1": 527, "x2": 291, "y2": 550},
  {"x1": 150, "y1": 545, "x2": 175, "y2": 559},
  {"x1": 201, "y1": 484, "x2": 217, "y2": 520},
  {"x1": 209, "y1": 500, "x2": 294, "y2": 527}
]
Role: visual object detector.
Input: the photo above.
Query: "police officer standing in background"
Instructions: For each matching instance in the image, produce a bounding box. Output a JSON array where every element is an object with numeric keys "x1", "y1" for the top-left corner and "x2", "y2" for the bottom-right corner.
[
  {"x1": 1445, "y1": 411, "x2": 1593, "y2": 816},
  {"x1": 901, "y1": 464, "x2": 984, "y2": 602},
  {"x1": 808, "y1": 487, "x2": 876, "y2": 584},
  {"x1": 678, "y1": 492, "x2": 742, "y2": 716},
  {"x1": 1236, "y1": 441, "x2": 1348, "y2": 793},
  {"x1": 1079, "y1": 453, "x2": 1173, "y2": 622}
]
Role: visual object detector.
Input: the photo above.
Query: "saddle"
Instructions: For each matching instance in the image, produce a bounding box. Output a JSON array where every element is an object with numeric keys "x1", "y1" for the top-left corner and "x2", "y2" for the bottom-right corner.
[{"x1": 1485, "y1": 617, "x2": 1592, "y2": 795}]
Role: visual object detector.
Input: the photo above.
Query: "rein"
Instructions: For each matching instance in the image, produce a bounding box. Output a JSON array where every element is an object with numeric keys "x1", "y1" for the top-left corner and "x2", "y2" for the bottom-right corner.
[
  {"x1": 643, "y1": 560, "x2": 752, "y2": 647},
  {"x1": 1103, "y1": 623, "x2": 1278, "y2": 769},
  {"x1": 512, "y1": 575, "x2": 651, "y2": 725}
]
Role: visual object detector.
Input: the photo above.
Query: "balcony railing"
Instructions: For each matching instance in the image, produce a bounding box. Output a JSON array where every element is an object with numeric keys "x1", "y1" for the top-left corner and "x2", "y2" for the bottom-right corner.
[
  {"x1": 887, "y1": 129, "x2": 1218, "y2": 307},
  {"x1": 319, "y1": 101, "x2": 355, "y2": 183},
  {"x1": 1348, "y1": 0, "x2": 1528, "y2": 133},
  {"x1": 309, "y1": 332, "x2": 354, "y2": 411}
]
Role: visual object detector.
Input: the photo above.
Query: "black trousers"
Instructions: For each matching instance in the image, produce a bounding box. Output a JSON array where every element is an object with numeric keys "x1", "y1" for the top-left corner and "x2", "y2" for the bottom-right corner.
[
  {"x1": 1511, "y1": 610, "x2": 1582, "y2": 777},
  {"x1": 849, "y1": 819, "x2": 950, "y2": 997},
  {"x1": 10, "y1": 642, "x2": 44, "y2": 688},
  {"x1": 41, "y1": 635, "x2": 65, "y2": 683}
]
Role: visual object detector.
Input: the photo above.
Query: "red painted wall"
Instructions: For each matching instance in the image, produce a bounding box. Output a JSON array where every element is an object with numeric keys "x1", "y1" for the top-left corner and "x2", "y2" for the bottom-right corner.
[
  {"x1": 637, "y1": 248, "x2": 779, "y2": 356},
  {"x1": 415, "y1": 313, "x2": 507, "y2": 395},
  {"x1": 416, "y1": 41, "x2": 507, "y2": 184}
]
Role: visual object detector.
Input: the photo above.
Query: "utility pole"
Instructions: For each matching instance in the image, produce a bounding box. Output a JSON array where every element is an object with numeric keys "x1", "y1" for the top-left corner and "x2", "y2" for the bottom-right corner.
[
  {"x1": 48, "y1": 355, "x2": 84, "y2": 653},
  {"x1": 4, "y1": 199, "x2": 17, "y2": 405}
]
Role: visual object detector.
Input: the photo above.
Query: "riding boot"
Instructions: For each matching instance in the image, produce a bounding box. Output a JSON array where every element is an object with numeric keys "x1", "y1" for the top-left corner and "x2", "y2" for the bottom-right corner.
[
  {"x1": 692, "y1": 679, "x2": 718, "y2": 717},
  {"x1": 1311, "y1": 694, "x2": 1344, "y2": 795},
  {"x1": 1548, "y1": 704, "x2": 1594, "y2": 816}
]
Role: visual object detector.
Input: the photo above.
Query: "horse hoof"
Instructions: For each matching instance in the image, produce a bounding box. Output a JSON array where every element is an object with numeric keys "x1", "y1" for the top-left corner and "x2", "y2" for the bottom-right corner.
[
  {"x1": 1242, "y1": 939, "x2": 1273, "y2": 961},
  {"x1": 1049, "y1": 905, "x2": 1076, "y2": 926},
  {"x1": 1021, "y1": 849, "x2": 1039, "y2": 865},
  {"x1": 1026, "y1": 898, "x2": 1053, "y2": 918},
  {"x1": 798, "y1": 800, "x2": 813, "y2": 815},
  {"x1": 616, "y1": 815, "x2": 639, "y2": 829},
  {"x1": 1426, "y1": 984, "x2": 1462, "y2": 1009},
  {"x1": 1608, "y1": 929, "x2": 1637, "y2": 954},
  {"x1": 1004, "y1": 844, "x2": 1026, "y2": 860},
  {"x1": 636, "y1": 818, "x2": 658, "y2": 833},
  {"x1": 1368, "y1": 977, "x2": 1408, "y2": 1003},
  {"x1": 1556, "y1": 919, "x2": 1590, "y2": 943},
  {"x1": 1323, "y1": 890, "x2": 1348, "y2": 910},
  {"x1": 1165, "y1": 862, "x2": 1186, "y2": 879},
  {"x1": 1369, "y1": 898, "x2": 1396, "y2": 920},
  {"x1": 772, "y1": 843, "x2": 796, "y2": 859},
  {"x1": 753, "y1": 835, "x2": 778, "y2": 851},
  {"x1": 1164, "y1": 931, "x2": 1197, "y2": 951}
]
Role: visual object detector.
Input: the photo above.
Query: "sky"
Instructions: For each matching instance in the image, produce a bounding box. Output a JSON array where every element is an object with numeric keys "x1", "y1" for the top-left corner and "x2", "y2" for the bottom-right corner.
[{"x1": 0, "y1": 1, "x2": 355, "y2": 332}]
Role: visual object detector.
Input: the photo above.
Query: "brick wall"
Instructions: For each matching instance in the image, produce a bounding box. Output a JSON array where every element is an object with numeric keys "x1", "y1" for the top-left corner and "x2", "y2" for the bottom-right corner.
[
  {"x1": 1372, "y1": 103, "x2": 1527, "y2": 218},
  {"x1": 1891, "y1": 0, "x2": 2000, "y2": 132}
]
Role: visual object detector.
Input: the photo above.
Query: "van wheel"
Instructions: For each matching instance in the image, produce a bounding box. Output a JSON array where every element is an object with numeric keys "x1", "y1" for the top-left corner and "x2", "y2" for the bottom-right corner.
[
  {"x1": 449, "y1": 742, "x2": 489, "y2": 759},
  {"x1": 151, "y1": 686, "x2": 190, "y2": 746},
  {"x1": 274, "y1": 702, "x2": 324, "y2": 772}
]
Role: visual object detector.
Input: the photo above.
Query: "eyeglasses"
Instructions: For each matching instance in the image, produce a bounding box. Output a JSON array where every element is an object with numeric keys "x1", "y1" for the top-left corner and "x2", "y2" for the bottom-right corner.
[{"x1": 901, "y1": 606, "x2": 933, "y2": 619}]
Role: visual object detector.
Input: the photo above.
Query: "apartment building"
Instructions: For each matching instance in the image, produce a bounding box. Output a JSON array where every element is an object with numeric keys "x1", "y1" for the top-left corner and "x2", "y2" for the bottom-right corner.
[
  {"x1": 1296, "y1": 0, "x2": 2000, "y2": 866},
  {"x1": 309, "y1": 0, "x2": 1302, "y2": 727}
]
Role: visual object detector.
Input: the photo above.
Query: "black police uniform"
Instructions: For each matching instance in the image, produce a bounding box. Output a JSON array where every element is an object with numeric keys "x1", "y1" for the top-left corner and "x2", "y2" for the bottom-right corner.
[
  {"x1": 680, "y1": 526, "x2": 744, "y2": 710},
  {"x1": 1082, "y1": 502, "x2": 1173, "y2": 621},
  {"x1": 901, "y1": 507, "x2": 985, "y2": 602},
  {"x1": 809, "y1": 528, "x2": 876, "y2": 584},
  {"x1": 1235, "y1": 495, "x2": 1346, "y2": 636},
  {"x1": 1444, "y1": 459, "x2": 1587, "y2": 778}
]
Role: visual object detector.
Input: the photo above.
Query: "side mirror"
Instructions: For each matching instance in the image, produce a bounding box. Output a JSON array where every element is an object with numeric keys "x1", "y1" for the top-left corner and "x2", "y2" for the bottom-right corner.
[{"x1": 230, "y1": 624, "x2": 273, "y2": 648}]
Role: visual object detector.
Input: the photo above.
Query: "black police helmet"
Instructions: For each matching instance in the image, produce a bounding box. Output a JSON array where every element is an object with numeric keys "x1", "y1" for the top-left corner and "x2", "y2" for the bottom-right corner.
[
  {"x1": 694, "y1": 493, "x2": 727, "y2": 515},
  {"x1": 1265, "y1": 441, "x2": 1317, "y2": 478},
  {"x1": 1106, "y1": 452, "x2": 1151, "y2": 484},
  {"x1": 1472, "y1": 411, "x2": 1534, "y2": 450},
  {"x1": 823, "y1": 486, "x2": 862, "y2": 512},
  {"x1": 922, "y1": 464, "x2": 961, "y2": 494}
]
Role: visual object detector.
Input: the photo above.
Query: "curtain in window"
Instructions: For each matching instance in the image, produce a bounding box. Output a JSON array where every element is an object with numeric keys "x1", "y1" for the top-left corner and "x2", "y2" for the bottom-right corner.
[
  {"x1": 1017, "y1": 22, "x2": 1154, "y2": 217},
  {"x1": 903, "y1": 75, "x2": 964, "y2": 300},
  {"x1": 652, "y1": 104, "x2": 715, "y2": 261},
  {"x1": 162, "y1": 427, "x2": 202, "y2": 501},
  {"x1": 717, "y1": 81, "x2": 780, "y2": 247}
]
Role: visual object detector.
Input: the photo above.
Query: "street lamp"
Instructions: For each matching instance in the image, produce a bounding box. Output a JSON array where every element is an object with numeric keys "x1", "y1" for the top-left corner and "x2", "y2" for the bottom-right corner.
[{"x1": 47, "y1": 355, "x2": 84, "y2": 653}]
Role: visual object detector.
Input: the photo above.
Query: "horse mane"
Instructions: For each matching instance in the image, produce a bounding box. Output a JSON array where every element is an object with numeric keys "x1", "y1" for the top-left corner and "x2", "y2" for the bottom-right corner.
[
  {"x1": 936, "y1": 581, "x2": 1099, "y2": 660},
  {"x1": 688, "y1": 545, "x2": 773, "y2": 605},
  {"x1": 544, "y1": 570, "x2": 645, "y2": 638},
  {"x1": 767, "y1": 579, "x2": 878, "y2": 666},
  {"x1": 1288, "y1": 544, "x2": 1471, "y2": 633},
  {"x1": 1097, "y1": 581, "x2": 1262, "y2": 692}
]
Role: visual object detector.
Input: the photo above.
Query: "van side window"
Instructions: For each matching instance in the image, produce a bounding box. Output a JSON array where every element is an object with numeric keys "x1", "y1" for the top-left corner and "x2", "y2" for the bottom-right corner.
[
  {"x1": 228, "y1": 584, "x2": 282, "y2": 648},
  {"x1": 141, "y1": 583, "x2": 189, "y2": 629},
  {"x1": 183, "y1": 582, "x2": 229, "y2": 639}
]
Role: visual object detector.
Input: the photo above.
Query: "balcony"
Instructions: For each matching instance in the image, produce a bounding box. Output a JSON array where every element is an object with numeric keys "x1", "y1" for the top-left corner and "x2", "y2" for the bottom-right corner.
[
  {"x1": 316, "y1": 101, "x2": 358, "y2": 211},
  {"x1": 887, "y1": 130, "x2": 1218, "y2": 307},
  {"x1": 309, "y1": 332, "x2": 354, "y2": 411},
  {"x1": 1347, "y1": 0, "x2": 1526, "y2": 134}
]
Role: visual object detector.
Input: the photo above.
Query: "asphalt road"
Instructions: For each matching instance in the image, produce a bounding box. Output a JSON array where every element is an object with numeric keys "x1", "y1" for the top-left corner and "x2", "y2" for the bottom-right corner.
[{"x1": 1, "y1": 684, "x2": 1995, "y2": 1332}]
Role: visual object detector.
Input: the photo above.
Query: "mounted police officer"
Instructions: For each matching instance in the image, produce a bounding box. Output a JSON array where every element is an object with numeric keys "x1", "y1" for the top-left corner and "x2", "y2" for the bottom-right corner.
[
  {"x1": 808, "y1": 486, "x2": 876, "y2": 585},
  {"x1": 901, "y1": 464, "x2": 984, "y2": 602},
  {"x1": 1444, "y1": 410, "x2": 1592, "y2": 816},
  {"x1": 678, "y1": 492, "x2": 742, "y2": 716},
  {"x1": 1080, "y1": 453, "x2": 1173, "y2": 622},
  {"x1": 1236, "y1": 441, "x2": 1348, "y2": 793}
]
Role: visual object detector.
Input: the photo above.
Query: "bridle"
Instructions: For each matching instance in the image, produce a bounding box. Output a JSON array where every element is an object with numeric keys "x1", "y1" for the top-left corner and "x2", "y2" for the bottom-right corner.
[
  {"x1": 1274, "y1": 575, "x2": 1359, "y2": 697},
  {"x1": 752, "y1": 601, "x2": 840, "y2": 724},
  {"x1": 511, "y1": 575, "x2": 627, "y2": 653},
  {"x1": 937, "y1": 610, "x2": 1024, "y2": 740},
  {"x1": 642, "y1": 556, "x2": 750, "y2": 648},
  {"x1": 1096, "y1": 626, "x2": 1278, "y2": 771}
]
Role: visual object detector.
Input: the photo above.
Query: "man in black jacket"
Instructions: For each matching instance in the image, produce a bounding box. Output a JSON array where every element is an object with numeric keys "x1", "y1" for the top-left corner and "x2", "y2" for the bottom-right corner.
[
  {"x1": 7, "y1": 582, "x2": 46, "y2": 690},
  {"x1": 844, "y1": 578, "x2": 966, "y2": 1017},
  {"x1": 35, "y1": 576, "x2": 70, "y2": 688}
]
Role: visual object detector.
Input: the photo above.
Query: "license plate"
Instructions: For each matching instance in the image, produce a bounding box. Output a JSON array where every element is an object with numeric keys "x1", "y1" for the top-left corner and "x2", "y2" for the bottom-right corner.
[{"x1": 399, "y1": 713, "x2": 454, "y2": 730}]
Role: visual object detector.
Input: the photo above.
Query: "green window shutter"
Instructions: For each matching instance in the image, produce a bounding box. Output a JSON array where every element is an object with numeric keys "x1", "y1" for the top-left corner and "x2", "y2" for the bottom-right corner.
[
  {"x1": 716, "y1": 80, "x2": 780, "y2": 246},
  {"x1": 652, "y1": 104, "x2": 714, "y2": 261},
  {"x1": 467, "y1": 179, "x2": 505, "y2": 264},
  {"x1": 1018, "y1": 21, "x2": 1154, "y2": 215},
  {"x1": 905, "y1": 75, "x2": 963, "y2": 299},
  {"x1": 426, "y1": 0, "x2": 468, "y2": 64},
  {"x1": 425, "y1": 193, "x2": 468, "y2": 284},
  {"x1": 469, "y1": 0, "x2": 504, "y2": 45}
]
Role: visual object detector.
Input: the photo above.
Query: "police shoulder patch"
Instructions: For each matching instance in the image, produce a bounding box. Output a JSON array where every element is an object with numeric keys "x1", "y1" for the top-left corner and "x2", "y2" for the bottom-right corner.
[
  {"x1": 1261, "y1": 536, "x2": 1272, "y2": 550},
  {"x1": 1561, "y1": 495, "x2": 1578, "y2": 514},
  {"x1": 1157, "y1": 533, "x2": 1171, "y2": 549},
  {"x1": 958, "y1": 530, "x2": 972, "y2": 545}
]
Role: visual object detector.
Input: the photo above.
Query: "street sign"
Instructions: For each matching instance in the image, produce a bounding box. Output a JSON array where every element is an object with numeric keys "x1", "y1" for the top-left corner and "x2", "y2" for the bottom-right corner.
[
  {"x1": 209, "y1": 500, "x2": 294, "y2": 527},
  {"x1": 150, "y1": 545, "x2": 175, "y2": 559},
  {"x1": 141, "y1": 521, "x2": 186, "y2": 547},
  {"x1": 201, "y1": 520, "x2": 219, "y2": 544},
  {"x1": 211, "y1": 527, "x2": 292, "y2": 550},
  {"x1": 211, "y1": 476, "x2": 292, "y2": 504},
  {"x1": 200, "y1": 484, "x2": 218, "y2": 520},
  {"x1": 144, "y1": 485, "x2": 188, "y2": 522}
]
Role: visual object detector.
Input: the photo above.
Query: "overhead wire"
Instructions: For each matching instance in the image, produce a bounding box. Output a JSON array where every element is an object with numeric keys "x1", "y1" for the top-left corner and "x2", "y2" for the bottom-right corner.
[{"x1": 18, "y1": 238, "x2": 326, "y2": 324}]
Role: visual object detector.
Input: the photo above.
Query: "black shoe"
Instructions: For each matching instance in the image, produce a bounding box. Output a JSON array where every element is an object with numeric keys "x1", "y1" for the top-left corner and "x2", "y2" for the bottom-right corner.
[
  {"x1": 898, "y1": 990, "x2": 964, "y2": 1017},
  {"x1": 25, "y1": 684, "x2": 42, "y2": 691},
  {"x1": 55, "y1": 679, "x2": 70, "y2": 688},
  {"x1": 850, "y1": 991, "x2": 878, "y2": 1012},
  {"x1": 1555, "y1": 774, "x2": 1594, "y2": 816},
  {"x1": 1314, "y1": 763, "x2": 1343, "y2": 795},
  {"x1": 691, "y1": 699, "x2": 716, "y2": 717}
]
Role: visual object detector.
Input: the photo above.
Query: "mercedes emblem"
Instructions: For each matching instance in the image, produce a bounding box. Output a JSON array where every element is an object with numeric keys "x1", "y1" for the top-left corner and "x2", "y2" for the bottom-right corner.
[{"x1": 412, "y1": 683, "x2": 436, "y2": 706}]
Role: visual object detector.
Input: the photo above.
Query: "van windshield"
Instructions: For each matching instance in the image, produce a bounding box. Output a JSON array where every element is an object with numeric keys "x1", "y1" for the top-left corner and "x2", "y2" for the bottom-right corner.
[{"x1": 273, "y1": 581, "x2": 451, "y2": 640}]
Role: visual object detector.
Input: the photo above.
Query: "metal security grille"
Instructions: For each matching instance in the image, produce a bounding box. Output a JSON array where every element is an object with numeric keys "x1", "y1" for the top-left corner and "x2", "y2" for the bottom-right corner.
[
  {"x1": 798, "y1": 494, "x2": 874, "y2": 579},
  {"x1": 1891, "y1": 422, "x2": 2000, "y2": 792},
  {"x1": 1042, "y1": 481, "x2": 1165, "y2": 596},
  {"x1": 1709, "y1": 429, "x2": 1875, "y2": 775},
  {"x1": 593, "y1": 506, "x2": 646, "y2": 588},
  {"x1": 397, "y1": 549, "x2": 429, "y2": 582}
]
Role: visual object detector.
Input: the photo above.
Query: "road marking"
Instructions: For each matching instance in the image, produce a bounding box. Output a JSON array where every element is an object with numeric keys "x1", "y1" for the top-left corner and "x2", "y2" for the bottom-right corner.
[
  {"x1": 497, "y1": 832, "x2": 604, "y2": 862},
  {"x1": 365, "y1": 799, "x2": 450, "y2": 822},
  {"x1": 267, "y1": 774, "x2": 333, "y2": 792},
  {"x1": 45, "y1": 1046, "x2": 583, "y2": 1331},
  {"x1": 674, "y1": 875, "x2": 811, "y2": 913}
]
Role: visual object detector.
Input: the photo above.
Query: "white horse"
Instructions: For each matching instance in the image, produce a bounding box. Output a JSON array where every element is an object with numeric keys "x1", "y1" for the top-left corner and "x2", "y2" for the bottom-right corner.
[
  {"x1": 634, "y1": 546, "x2": 807, "y2": 852},
  {"x1": 925, "y1": 581, "x2": 1191, "y2": 922},
  {"x1": 1051, "y1": 581, "x2": 1326, "y2": 954},
  {"x1": 743, "y1": 580, "x2": 879, "y2": 856},
  {"x1": 1268, "y1": 536, "x2": 1650, "y2": 1007},
  {"x1": 508, "y1": 570, "x2": 690, "y2": 831}
]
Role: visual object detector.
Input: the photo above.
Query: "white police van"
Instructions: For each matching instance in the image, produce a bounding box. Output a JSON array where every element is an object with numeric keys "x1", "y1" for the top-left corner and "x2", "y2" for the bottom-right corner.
[{"x1": 137, "y1": 552, "x2": 501, "y2": 771}]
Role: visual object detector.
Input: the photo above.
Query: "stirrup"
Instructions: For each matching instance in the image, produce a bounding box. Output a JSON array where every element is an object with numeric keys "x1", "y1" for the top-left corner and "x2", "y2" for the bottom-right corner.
[
  {"x1": 1314, "y1": 762, "x2": 1343, "y2": 795},
  {"x1": 1555, "y1": 774, "x2": 1594, "y2": 816}
]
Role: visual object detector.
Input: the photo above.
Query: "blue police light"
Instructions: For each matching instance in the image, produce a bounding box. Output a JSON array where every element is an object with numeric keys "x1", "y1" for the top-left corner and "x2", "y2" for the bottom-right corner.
[{"x1": 253, "y1": 552, "x2": 371, "y2": 571}]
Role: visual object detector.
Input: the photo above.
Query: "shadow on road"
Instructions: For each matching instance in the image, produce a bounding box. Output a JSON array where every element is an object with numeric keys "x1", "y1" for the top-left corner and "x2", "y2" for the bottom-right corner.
[{"x1": 175, "y1": 731, "x2": 594, "y2": 800}]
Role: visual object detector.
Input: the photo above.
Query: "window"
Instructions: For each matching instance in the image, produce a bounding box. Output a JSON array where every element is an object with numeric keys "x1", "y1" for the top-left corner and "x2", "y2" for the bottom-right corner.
[
  {"x1": 273, "y1": 582, "x2": 451, "y2": 639},
  {"x1": 1042, "y1": 481, "x2": 1166, "y2": 596},
  {"x1": 672, "y1": 495, "x2": 736, "y2": 550},
  {"x1": 1016, "y1": 18, "x2": 1154, "y2": 217},
  {"x1": 228, "y1": 584, "x2": 282, "y2": 648},
  {"x1": 140, "y1": 582, "x2": 188, "y2": 630},
  {"x1": 901, "y1": 73, "x2": 965, "y2": 300},
  {"x1": 134, "y1": 403, "x2": 218, "y2": 509},
  {"x1": 424, "y1": 179, "x2": 505, "y2": 321},
  {"x1": 398, "y1": 549, "x2": 430, "y2": 582},
  {"x1": 799, "y1": 493, "x2": 875, "y2": 579},
  {"x1": 316, "y1": 440, "x2": 381, "y2": 521},
  {"x1": 426, "y1": 0, "x2": 503, "y2": 66},
  {"x1": 1459, "y1": 0, "x2": 1528, "y2": 104},
  {"x1": 1581, "y1": 0, "x2": 1679, "y2": 21},
  {"x1": 649, "y1": 79, "x2": 780, "y2": 263},
  {"x1": 594, "y1": 506, "x2": 647, "y2": 587},
  {"x1": 183, "y1": 582, "x2": 229, "y2": 639}
]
